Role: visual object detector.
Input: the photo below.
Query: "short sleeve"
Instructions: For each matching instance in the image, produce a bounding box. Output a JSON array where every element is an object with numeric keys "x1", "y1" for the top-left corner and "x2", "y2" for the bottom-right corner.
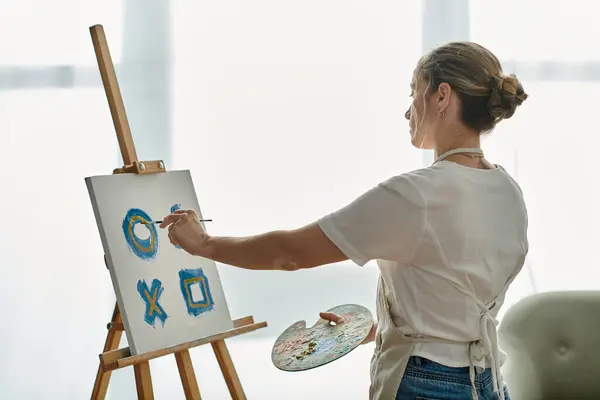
[{"x1": 317, "y1": 175, "x2": 426, "y2": 266}]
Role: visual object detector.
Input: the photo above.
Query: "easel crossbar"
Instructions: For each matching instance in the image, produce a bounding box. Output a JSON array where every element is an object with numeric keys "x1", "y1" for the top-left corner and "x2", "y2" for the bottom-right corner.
[{"x1": 101, "y1": 316, "x2": 266, "y2": 372}]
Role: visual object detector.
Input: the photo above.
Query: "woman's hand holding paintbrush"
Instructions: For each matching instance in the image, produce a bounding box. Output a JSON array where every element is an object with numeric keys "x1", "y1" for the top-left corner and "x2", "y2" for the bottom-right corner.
[
  {"x1": 319, "y1": 311, "x2": 377, "y2": 345},
  {"x1": 158, "y1": 209, "x2": 211, "y2": 256}
]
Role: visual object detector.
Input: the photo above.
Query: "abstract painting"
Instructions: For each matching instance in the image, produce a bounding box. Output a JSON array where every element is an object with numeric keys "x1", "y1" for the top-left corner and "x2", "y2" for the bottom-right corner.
[
  {"x1": 122, "y1": 208, "x2": 159, "y2": 260},
  {"x1": 85, "y1": 170, "x2": 234, "y2": 355}
]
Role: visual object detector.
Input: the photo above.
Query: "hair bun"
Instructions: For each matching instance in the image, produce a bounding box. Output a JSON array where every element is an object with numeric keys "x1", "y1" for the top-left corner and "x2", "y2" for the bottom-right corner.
[{"x1": 487, "y1": 74, "x2": 528, "y2": 121}]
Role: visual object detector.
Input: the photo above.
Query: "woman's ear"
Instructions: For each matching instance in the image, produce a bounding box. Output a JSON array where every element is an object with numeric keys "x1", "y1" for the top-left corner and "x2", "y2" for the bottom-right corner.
[{"x1": 437, "y1": 82, "x2": 452, "y2": 111}]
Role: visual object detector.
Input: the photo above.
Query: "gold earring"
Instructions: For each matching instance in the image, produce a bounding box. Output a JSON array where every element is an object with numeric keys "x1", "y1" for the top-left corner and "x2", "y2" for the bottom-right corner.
[{"x1": 438, "y1": 110, "x2": 445, "y2": 118}]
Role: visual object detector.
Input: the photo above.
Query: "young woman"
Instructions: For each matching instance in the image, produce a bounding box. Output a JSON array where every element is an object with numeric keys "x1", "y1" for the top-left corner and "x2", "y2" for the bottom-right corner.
[{"x1": 161, "y1": 41, "x2": 529, "y2": 400}]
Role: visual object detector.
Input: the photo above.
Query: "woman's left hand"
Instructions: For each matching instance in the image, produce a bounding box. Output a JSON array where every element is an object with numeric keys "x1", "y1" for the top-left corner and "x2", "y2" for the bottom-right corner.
[
  {"x1": 160, "y1": 209, "x2": 209, "y2": 256},
  {"x1": 320, "y1": 311, "x2": 377, "y2": 345}
]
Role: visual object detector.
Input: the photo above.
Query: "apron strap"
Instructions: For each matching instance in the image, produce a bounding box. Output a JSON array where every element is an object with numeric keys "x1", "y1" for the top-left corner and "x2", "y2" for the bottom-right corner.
[
  {"x1": 464, "y1": 266, "x2": 521, "y2": 400},
  {"x1": 407, "y1": 223, "x2": 518, "y2": 400}
]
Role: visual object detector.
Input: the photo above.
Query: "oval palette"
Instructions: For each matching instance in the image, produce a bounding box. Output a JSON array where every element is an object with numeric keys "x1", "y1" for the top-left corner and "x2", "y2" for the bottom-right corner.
[{"x1": 271, "y1": 304, "x2": 373, "y2": 372}]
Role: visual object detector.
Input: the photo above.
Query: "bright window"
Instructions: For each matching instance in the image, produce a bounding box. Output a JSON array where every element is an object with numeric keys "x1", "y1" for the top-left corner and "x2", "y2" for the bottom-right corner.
[
  {"x1": 0, "y1": 1, "x2": 124, "y2": 398},
  {"x1": 0, "y1": 0, "x2": 123, "y2": 66},
  {"x1": 7, "y1": 1, "x2": 598, "y2": 399},
  {"x1": 0, "y1": 88, "x2": 119, "y2": 397},
  {"x1": 169, "y1": 2, "x2": 423, "y2": 397},
  {"x1": 481, "y1": 83, "x2": 600, "y2": 320},
  {"x1": 471, "y1": 1, "x2": 600, "y2": 320},
  {"x1": 471, "y1": 0, "x2": 600, "y2": 62}
]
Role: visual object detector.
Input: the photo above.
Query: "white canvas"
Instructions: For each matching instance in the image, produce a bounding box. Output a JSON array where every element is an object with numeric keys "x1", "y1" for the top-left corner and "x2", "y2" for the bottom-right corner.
[{"x1": 85, "y1": 170, "x2": 233, "y2": 355}]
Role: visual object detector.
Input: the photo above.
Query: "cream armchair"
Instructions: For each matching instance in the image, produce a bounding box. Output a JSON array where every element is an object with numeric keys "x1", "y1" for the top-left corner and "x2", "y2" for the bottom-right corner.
[{"x1": 498, "y1": 291, "x2": 600, "y2": 399}]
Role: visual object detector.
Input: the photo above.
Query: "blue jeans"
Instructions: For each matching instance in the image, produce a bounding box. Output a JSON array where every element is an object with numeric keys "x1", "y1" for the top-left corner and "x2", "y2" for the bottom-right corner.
[{"x1": 396, "y1": 356, "x2": 511, "y2": 400}]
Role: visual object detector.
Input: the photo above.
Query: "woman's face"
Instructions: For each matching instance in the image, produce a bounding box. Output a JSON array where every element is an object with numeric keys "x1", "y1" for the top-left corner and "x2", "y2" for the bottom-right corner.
[{"x1": 405, "y1": 77, "x2": 437, "y2": 150}]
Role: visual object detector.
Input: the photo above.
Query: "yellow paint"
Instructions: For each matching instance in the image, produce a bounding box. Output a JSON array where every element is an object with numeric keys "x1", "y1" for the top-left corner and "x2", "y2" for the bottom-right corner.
[
  {"x1": 183, "y1": 277, "x2": 210, "y2": 308},
  {"x1": 127, "y1": 215, "x2": 156, "y2": 253},
  {"x1": 144, "y1": 288, "x2": 162, "y2": 316}
]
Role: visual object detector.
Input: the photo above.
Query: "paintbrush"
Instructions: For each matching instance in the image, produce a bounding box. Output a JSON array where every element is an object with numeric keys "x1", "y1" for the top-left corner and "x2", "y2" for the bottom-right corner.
[{"x1": 142, "y1": 219, "x2": 212, "y2": 225}]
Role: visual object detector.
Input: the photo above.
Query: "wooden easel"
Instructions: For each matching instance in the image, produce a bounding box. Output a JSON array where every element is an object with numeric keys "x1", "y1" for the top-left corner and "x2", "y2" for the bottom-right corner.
[{"x1": 88, "y1": 24, "x2": 268, "y2": 400}]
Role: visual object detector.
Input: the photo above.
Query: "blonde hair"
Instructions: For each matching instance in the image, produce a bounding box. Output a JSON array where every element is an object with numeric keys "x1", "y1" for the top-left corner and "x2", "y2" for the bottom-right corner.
[{"x1": 414, "y1": 42, "x2": 528, "y2": 133}]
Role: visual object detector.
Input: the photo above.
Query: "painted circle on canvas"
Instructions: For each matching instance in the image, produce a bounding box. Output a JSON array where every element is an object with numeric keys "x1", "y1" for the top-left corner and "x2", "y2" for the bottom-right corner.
[{"x1": 122, "y1": 208, "x2": 158, "y2": 260}]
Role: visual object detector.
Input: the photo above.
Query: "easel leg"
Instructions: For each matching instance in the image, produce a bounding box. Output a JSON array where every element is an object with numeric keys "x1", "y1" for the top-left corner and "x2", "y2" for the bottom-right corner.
[
  {"x1": 134, "y1": 361, "x2": 154, "y2": 400},
  {"x1": 91, "y1": 303, "x2": 124, "y2": 400},
  {"x1": 211, "y1": 340, "x2": 246, "y2": 400},
  {"x1": 175, "y1": 350, "x2": 202, "y2": 400}
]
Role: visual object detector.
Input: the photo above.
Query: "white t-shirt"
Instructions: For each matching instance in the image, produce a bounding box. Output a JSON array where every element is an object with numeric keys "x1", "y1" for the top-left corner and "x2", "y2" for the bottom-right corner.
[{"x1": 318, "y1": 160, "x2": 528, "y2": 368}]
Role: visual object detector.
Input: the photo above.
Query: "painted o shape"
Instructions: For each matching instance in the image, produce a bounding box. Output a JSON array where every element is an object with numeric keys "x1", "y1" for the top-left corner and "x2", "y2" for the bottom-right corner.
[{"x1": 122, "y1": 208, "x2": 158, "y2": 260}]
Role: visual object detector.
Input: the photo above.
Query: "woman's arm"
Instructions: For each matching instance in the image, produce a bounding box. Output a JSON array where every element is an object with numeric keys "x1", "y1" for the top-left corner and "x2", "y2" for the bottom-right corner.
[
  {"x1": 201, "y1": 222, "x2": 348, "y2": 271},
  {"x1": 163, "y1": 175, "x2": 425, "y2": 271}
]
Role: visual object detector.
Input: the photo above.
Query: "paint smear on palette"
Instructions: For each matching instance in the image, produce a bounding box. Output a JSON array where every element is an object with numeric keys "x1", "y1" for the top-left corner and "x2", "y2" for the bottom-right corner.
[
  {"x1": 179, "y1": 268, "x2": 215, "y2": 317},
  {"x1": 137, "y1": 278, "x2": 168, "y2": 327},
  {"x1": 122, "y1": 208, "x2": 158, "y2": 260},
  {"x1": 170, "y1": 204, "x2": 182, "y2": 249},
  {"x1": 271, "y1": 304, "x2": 373, "y2": 372}
]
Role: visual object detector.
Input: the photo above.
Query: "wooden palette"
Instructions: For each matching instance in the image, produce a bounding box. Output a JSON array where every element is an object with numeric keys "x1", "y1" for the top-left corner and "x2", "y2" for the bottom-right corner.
[{"x1": 271, "y1": 304, "x2": 373, "y2": 372}]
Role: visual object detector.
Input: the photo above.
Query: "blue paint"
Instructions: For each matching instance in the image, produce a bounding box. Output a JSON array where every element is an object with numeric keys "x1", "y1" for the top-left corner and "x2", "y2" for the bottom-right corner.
[
  {"x1": 179, "y1": 268, "x2": 214, "y2": 317},
  {"x1": 170, "y1": 204, "x2": 182, "y2": 249},
  {"x1": 137, "y1": 279, "x2": 168, "y2": 327},
  {"x1": 314, "y1": 338, "x2": 336, "y2": 354},
  {"x1": 122, "y1": 208, "x2": 158, "y2": 260}
]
